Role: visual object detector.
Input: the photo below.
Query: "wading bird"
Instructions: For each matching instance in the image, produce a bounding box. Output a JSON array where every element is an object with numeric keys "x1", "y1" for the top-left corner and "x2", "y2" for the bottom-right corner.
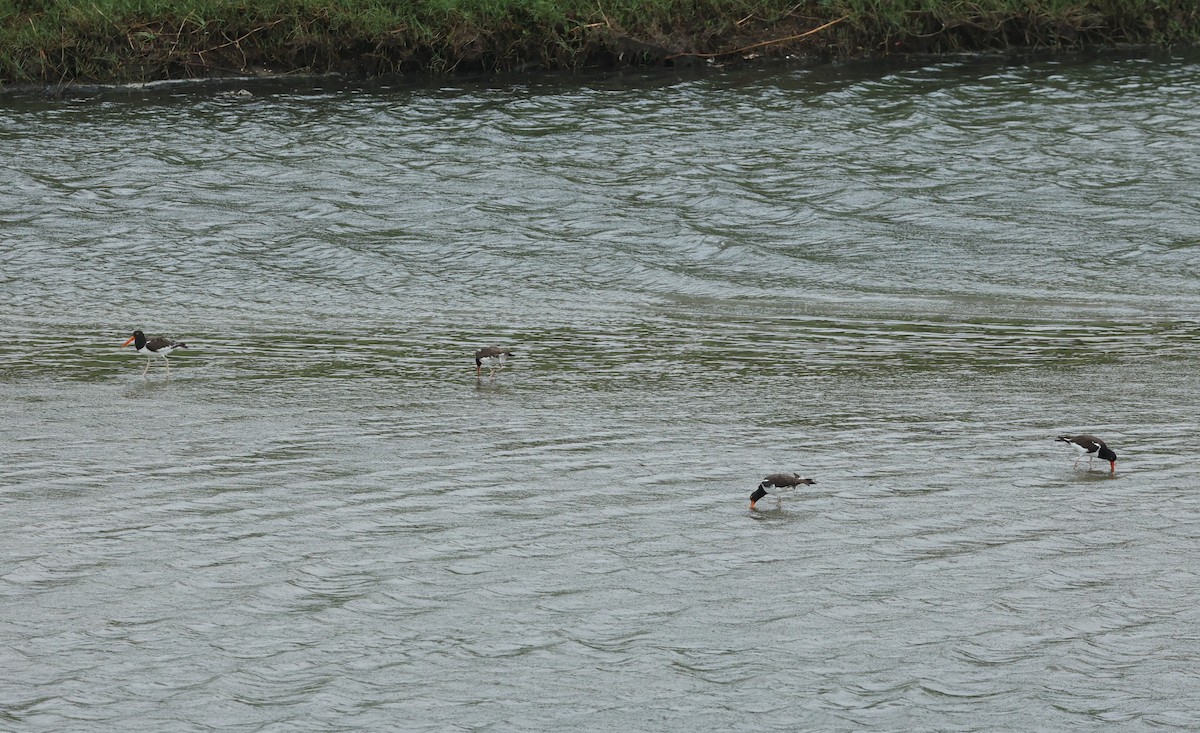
[
  {"x1": 121, "y1": 330, "x2": 188, "y2": 378},
  {"x1": 475, "y1": 346, "x2": 513, "y2": 379},
  {"x1": 750, "y1": 473, "x2": 816, "y2": 510},
  {"x1": 1056, "y1": 434, "x2": 1117, "y2": 473}
]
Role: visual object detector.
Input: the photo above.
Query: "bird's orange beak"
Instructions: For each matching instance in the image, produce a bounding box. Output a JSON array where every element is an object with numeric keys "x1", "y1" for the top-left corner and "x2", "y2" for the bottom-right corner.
[
  {"x1": 1109, "y1": 460, "x2": 1115, "y2": 473},
  {"x1": 121, "y1": 335, "x2": 135, "y2": 348},
  {"x1": 749, "y1": 500, "x2": 757, "y2": 511}
]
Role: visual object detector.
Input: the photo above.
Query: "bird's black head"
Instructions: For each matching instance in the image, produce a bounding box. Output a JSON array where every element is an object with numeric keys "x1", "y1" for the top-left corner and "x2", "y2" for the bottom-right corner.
[
  {"x1": 749, "y1": 486, "x2": 768, "y2": 510},
  {"x1": 1098, "y1": 446, "x2": 1117, "y2": 463}
]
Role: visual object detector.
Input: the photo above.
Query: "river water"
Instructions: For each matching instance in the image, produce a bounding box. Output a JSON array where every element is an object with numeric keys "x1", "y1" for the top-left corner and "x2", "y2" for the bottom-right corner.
[{"x1": 2, "y1": 50, "x2": 1200, "y2": 730}]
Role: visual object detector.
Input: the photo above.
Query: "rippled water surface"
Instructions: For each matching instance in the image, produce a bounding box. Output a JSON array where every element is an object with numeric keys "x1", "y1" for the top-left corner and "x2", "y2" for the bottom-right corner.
[{"x1": 3, "y1": 51, "x2": 1200, "y2": 730}]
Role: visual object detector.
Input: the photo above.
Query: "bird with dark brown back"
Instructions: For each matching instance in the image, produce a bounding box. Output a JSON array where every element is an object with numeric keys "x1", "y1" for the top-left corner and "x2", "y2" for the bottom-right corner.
[
  {"x1": 475, "y1": 346, "x2": 513, "y2": 379},
  {"x1": 750, "y1": 473, "x2": 816, "y2": 510},
  {"x1": 1056, "y1": 434, "x2": 1117, "y2": 474},
  {"x1": 121, "y1": 330, "x2": 188, "y2": 378}
]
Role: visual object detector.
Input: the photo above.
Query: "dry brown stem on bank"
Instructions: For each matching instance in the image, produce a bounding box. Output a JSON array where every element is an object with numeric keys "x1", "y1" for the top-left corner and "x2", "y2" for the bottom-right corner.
[{"x1": 669, "y1": 14, "x2": 848, "y2": 59}]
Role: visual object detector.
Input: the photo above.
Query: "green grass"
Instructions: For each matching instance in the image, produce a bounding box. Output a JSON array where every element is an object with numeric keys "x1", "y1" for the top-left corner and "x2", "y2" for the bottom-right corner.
[{"x1": 0, "y1": 0, "x2": 1197, "y2": 83}]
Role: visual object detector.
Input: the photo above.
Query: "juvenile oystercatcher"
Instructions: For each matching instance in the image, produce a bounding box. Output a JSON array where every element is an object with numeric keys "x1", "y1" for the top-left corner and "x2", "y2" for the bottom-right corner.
[
  {"x1": 121, "y1": 330, "x2": 187, "y2": 378},
  {"x1": 475, "y1": 346, "x2": 513, "y2": 379},
  {"x1": 1056, "y1": 434, "x2": 1117, "y2": 473},
  {"x1": 750, "y1": 473, "x2": 816, "y2": 510}
]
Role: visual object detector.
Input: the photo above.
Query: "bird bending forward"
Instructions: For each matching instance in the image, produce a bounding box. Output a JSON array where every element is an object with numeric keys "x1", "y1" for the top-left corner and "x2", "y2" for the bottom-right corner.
[
  {"x1": 475, "y1": 346, "x2": 513, "y2": 379},
  {"x1": 750, "y1": 472, "x2": 816, "y2": 510},
  {"x1": 1056, "y1": 434, "x2": 1117, "y2": 473}
]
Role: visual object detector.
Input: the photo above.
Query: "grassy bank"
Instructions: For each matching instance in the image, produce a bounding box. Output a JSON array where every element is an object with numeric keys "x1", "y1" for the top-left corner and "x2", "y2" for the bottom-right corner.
[{"x1": 1, "y1": 0, "x2": 1197, "y2": 83}]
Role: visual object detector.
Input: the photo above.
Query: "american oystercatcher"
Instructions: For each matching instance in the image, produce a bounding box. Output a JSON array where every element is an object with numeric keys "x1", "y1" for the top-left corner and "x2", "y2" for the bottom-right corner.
[
  {"x1": 475, "y1": 346, "x2": 513, "y2": 379},
  {"x1": 750, "y1": 473, "x2": 816, "y2": 510},
  {"x1": 121, "y1": 330, "x2": 188, "y2": 378},
  {"x1": 1056, "y1": 434, "x2": 1117, "y2": 473}
]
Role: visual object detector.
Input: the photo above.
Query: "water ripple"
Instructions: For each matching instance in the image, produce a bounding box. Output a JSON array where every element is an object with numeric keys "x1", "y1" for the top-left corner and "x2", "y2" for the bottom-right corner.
[{"x1": 3, "y1": 51, "x2": 1200, "y2": 731}]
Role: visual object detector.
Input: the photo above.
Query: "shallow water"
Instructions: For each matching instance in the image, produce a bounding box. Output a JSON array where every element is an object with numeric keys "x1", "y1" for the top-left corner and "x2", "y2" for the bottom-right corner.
[{"x1": 2, "y1": 51, "x2": 1200, "y2": 730}]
